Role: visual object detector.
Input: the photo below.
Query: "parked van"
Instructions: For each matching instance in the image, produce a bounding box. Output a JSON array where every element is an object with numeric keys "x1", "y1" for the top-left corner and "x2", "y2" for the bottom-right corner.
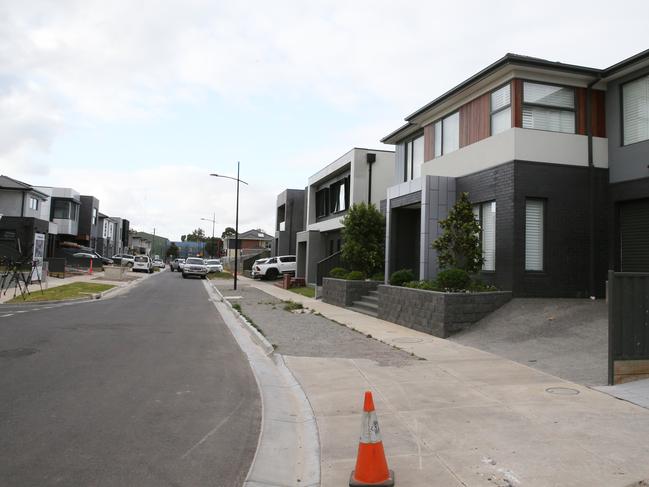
[{"x1": 133, "y1": 255, "x2": 154, "y2": 273}]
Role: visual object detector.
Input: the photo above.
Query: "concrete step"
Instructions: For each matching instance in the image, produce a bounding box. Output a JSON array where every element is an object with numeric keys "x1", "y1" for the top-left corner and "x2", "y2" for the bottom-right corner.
[
  {"x1": 360, "y1": 294, "x2": 378, "y2": 305},
  {"x1": 367, "y1": 290, "x2": 379, "y2": 297},
  {"x1": 349, "y1": 300, "x2": 378, "y2": 317}
]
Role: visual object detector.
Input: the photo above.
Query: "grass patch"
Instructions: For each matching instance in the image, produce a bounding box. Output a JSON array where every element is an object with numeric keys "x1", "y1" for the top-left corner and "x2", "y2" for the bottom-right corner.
[
  {"x1": 231, "y1": 302, "x2": 265, "y2": 335},
  {"x1": 288, "y1": 286, "x2": 315, "y2": 298},
  {"x1": 282, "y1": 300, "x2": 304, "y2": 312},
  {"x1": 208, "y1": 271, "x2": 232, "y2": 280},
  {"x1": 8, "y1": 282, "x2": 115, "y2": 303}
]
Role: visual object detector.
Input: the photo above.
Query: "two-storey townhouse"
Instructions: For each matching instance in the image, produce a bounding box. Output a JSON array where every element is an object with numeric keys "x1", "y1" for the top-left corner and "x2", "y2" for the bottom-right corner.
[
  {"x1": 34, "y1": 185, "x2": 82, "y2": 257},
  {"x1": 382, "y1": 50, "x2": 649, "y2": 299},
  {"x1": 0, "y1": 175, "x2": 49, "y2": 261},
  {"x1": 602, "y1": 51, "x2": 649, "y2": 273},
  {"x1": 78, "y1": 195, "x2": 100, "y2": 250},
  {"x1": 296, "y1": 147, "x2": 394, "y2": 285},
  {"x1": 272, "y1": 189, "x2": 306, "y2": 257},
  {"x1": 97, "y1": 213, "x2": 121, "y2": 257}
]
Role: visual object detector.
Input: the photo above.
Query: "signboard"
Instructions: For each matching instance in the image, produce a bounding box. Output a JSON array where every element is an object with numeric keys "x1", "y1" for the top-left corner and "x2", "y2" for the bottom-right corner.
[{"x1": 32, "y1": 233, "x2": 45, "y2": 282}]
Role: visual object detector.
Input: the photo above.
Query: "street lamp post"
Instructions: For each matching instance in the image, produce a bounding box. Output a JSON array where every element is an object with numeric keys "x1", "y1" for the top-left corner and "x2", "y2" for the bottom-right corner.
[
  {"x1": 200, "y1": 213, "x2": 216, "y2": 258},
  {"x1": 210, "y1": 162, "x2": 248, "y2": 290}
]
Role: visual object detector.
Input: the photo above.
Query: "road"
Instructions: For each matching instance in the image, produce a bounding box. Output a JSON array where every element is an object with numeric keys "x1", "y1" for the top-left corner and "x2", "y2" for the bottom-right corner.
[{"x1": 0, "y1": 271, "x2": 261, "y2": 486}]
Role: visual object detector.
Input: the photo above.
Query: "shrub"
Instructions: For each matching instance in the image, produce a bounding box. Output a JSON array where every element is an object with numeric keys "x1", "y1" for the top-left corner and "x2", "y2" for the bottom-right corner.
[
  {"x1": 370, "y1": 272, "x2": 385, "y2": 282},
  {"x1": 389, "y1": 269, "x2": 415, "y2": 286},
  {"x1": 435, "y1": 268, "x2": 471, "y2": 291},
  {"x1": 345, "y1": 270, "x2": 366, "y2": 280},
  {"x1": 329, "y1": 267, "x2": 348, "y2": 279},
  {"x1": 404, "y1": 280, "x2": 438, "y2": 291}
]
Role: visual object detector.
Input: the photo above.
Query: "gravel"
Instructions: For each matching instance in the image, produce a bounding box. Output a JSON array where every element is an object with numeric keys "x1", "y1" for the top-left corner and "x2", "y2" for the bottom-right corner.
[{"x1": 215, "y1": 282, "x2": 415, "y2": 367}]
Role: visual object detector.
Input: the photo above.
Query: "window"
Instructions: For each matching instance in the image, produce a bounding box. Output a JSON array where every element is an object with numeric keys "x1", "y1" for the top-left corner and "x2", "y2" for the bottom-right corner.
[
  {"x1": 28, "y1": 197, "x2": 39, "y2": 210},
  {"x1": 315, "y1": 188, "x2": 329, "y2": 218},
  {"x1": 433, "y1": 112, "x2": 460, "y2": 157},
  {"x1": 522, "y1": 81, "x2": 575, "y2": 133},
  {"x1": 329, "y1": 178, "x2": 348, "y2": 213},
  {"x1": 473, "y1": 201, "x2": 496, "y2": 271},
  {"x1": 405, "y1": 134, "x2": 424, "y2": 180},
  {"x1": 92, "y1": 208, "x2": 97, "y2": 225},
  {"x1": 53, "y1": 200, "x2": 70, "y2": 219},
  {"x1": 525, "y1": 199, "x2": 544, "y2": 271},
  {"x1": 622, "y1": 74, "x2": 649, "y2": 145},
  {"x1": 491, "y1": 84, "x2": 511, "y2": 135}
]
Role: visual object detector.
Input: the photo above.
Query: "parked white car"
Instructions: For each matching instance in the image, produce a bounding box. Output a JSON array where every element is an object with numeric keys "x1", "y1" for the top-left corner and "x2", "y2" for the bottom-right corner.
[
  {"x1": 112, "y1": 253, "x2": 135, "y2": 267},
  {"x1": 251, "y1": 258, "x2": 270, "y2": 279},
  {"x1": 256, "y1": 255, "x2": 296, "y2": 280},
  {"x1": 152, "y1": 259, "x2": 165, "y2": 268},
  {"x1": 182, "y1": 257, "x2": 208, "y2": 279},
  {"x1": 133, "y1": 255, "x2": 154, "y2": 273},
  {"x1": 205, "y1": 259, "x2": 224, "y2": 273}
]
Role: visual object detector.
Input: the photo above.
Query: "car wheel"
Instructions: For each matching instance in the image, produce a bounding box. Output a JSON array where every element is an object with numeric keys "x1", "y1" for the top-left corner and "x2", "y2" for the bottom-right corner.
[
  {"x1": 266, "y1": 268, "x2": 279, "y2": 280},
  {"x1": 182, "y1": 273, "x2": 187, "y2": 279},
  {"x1": 201, "y1": 275, "x2": 206, "y2": 280}
]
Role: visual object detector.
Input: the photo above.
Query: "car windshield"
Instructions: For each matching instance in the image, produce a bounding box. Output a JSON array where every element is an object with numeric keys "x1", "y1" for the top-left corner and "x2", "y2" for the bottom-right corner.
[
  {"x1": 206, "y1": 260, "x2": 219, "y2": 265},
  {"x1": 134, "y1": 256, "x2": 148, "y2": 262},
  {"x1": 186, "y1": 258, "x2": 204, "y2": 265}
]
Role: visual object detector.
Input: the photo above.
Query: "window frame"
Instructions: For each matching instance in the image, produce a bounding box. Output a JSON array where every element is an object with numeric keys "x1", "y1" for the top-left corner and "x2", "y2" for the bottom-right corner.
[
  {"x1": 432, "y1": 111, "x2": 460, "y2": 158},
  {"x1": 28, "y1": 197, "x2": 39, "y2": 211},
  {"x1": 403, "y1": 131, "x2": 424, "y2": 182},
  {"x1": 620, "y1": 73, "x2": 649, "y2": 147},
  {"x1": 524, "y1": 198, "x2": 547, "y2": 273},
  {"x1": 489, "y1": 82, "x2": 512, "y2": 136},
  {"x1": 473, "y1": 200, "x2": 497, "y2": 272},
  {"x1": 521, "y1": 80, "x2": 577, "y2": 134}
]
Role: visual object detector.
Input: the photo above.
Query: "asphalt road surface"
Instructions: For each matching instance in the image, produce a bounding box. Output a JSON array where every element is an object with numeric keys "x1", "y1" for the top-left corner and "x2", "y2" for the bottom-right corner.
[{"x1": 0, "y1": 271, "x2": 261, "y2": 486}]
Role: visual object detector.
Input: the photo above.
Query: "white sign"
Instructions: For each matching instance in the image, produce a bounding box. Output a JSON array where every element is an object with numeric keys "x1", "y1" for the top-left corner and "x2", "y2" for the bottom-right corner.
[{"x1": 32, "y1": 233, "x2": 45, "y2": 282}]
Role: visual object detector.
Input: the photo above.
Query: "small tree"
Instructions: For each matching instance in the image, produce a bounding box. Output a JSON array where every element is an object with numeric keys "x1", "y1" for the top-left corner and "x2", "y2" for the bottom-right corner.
[
  {"x1": 341, "y1": 202, "x2": 385, "y2": 277},
  {"x1": 432, "y1": 192, "x2": 483, "y2": 274},
  {"x1": 221, "y1": 227, "x2": 236, "y2": 239},
  {"x1": 166, "y1": 242, "x2": 179, "y2": 259}
]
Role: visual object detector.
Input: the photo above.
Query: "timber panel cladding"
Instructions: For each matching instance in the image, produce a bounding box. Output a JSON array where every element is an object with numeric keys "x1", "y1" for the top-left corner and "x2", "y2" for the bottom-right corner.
[
  {"x1": 423, "y1": 123, "x2": 434, "y2": 161},
  {"x1": 459, "y1": 92, "x2": 490, "y2": 147},
  {"x1": 576, "y1": 88, "x2": 606, "y2": 137}
]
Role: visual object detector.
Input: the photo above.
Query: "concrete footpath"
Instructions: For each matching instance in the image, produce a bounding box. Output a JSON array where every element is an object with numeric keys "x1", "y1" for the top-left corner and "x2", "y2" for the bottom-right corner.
[{"x1": 240, "y1": 277, "x2": 649, "y2": 487}]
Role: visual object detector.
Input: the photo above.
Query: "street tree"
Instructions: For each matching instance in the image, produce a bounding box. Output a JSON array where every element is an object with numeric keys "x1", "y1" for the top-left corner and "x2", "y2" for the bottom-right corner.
[
  {"x1": 221, "y1": 227, "x2": 236, "y2": 239},
  {"x1": 186, "y1": 228, "x2": 206, "y2": 242},
  {"x1": 340, "y1": 202, "x2": 385, "y2": 277},
  {"x1": 166, "y1": 242, "x2": 179, "y2": 259}
]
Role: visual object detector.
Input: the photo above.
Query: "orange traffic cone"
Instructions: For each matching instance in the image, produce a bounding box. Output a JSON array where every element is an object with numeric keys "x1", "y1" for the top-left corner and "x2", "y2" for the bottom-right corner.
[
  {"x1": 88, "y1": 258, "x2": 93, "y2": 275},
  {"x1": 349, "y1": 391, "x2": 395, "y2": 486}
]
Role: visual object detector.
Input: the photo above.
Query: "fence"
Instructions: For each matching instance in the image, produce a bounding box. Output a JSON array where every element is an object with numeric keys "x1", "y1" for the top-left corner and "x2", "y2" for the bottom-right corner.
[
  {"x1": 608, "y1": 270, "x2": 649, "y2": 384},
  {"x1": 316, "y1": 251, "x2": 342, "y2": 286}
]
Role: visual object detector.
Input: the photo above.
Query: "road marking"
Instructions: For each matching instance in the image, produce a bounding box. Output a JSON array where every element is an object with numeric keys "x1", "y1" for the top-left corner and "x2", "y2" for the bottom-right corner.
[
  {"x1": 1, "y1": 314, "x2": 15, "y2": 318},
  {"x1": 180, "y1": 397, "x2": 245, "y2": 459}
]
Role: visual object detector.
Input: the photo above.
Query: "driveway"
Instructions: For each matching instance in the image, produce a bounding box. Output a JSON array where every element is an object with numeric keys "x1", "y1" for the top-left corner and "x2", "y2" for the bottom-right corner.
[{"x1": 450, "y1": 298, "x2": 608, "y2": 386}]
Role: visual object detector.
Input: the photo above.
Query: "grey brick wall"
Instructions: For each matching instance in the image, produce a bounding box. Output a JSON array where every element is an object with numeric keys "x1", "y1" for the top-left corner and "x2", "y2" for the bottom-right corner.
[
  {"x1": 377, "y1": 285, "x2": 512, "y2": 338},
  {"x1": 322, "y1": 278, "x2": 380, "y2": 307}
]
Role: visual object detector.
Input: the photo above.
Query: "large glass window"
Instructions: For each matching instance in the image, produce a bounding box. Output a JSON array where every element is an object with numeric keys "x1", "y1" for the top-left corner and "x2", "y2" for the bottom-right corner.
[
  {"x1": 522, "y1": 81, "x2": 575, "y2": 133},
  {"x1": 92, "y1": 208, "x2": 97, "y2": 225},
  {"x1": 315, "y1": 188, "x2": 329, "y2": 218},
  {"x1": 442, "y1": 112, "x2": 460, "y2": 154},
  {"x1": 406, "y1": 134, "x2": 424, "y2": 180},
  {"x1": 28, "y1": 197, "x2": 39, "y2": 210},
  {"x1": 491, "y1": 84, "x2": 511, "y2": 135},
  {"x1": 473, "y1": 201, "x2": 496, "y2": 271},
  {"x1": 525, "y1": 199, "x2": 544, "y2": 271},
  {"x1": 53, "y1": 200, "x2": 70, "y2": 219},
  {"x1": 622, "y1": 74, "x2": 649, "y2": 145}
]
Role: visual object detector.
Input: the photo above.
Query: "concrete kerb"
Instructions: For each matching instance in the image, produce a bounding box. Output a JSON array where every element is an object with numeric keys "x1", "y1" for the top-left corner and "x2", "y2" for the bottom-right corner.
[{"x1": 205, "y1": 280, "x2": 321, "y2": 487}]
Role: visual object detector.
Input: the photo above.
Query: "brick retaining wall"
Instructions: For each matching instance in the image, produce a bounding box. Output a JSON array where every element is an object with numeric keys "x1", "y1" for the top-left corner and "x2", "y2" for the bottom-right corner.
[
  {"x1": 377, "y1": 285, "x2": 512, "y2": 338},
  {"x1": 322, "y1": 278, "x2": 381, "y2": 307}
]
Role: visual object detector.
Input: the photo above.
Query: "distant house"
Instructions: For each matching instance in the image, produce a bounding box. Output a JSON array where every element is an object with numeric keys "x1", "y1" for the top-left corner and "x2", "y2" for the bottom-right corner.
[
  {"x1": 272, "y1": 189, "x2": 305, "y2": 257},
  {"x1": 224, "y1": 229, "x2": 272, "y2": 259},
  {"x1": 0, "y1": 175, "x2": 50, "y2": 261}
]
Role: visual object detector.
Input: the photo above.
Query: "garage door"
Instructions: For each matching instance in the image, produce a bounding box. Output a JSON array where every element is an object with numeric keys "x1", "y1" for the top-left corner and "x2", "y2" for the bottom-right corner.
[{"x1": 620, "y1": 198, "x2": 649, "y2": 272}]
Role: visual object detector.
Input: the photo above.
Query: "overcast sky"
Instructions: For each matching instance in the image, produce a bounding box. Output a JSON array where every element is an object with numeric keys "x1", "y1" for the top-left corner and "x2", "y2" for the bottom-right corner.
[{"x1": 2, "y1": 0, "x2": 648, "y2": 240}]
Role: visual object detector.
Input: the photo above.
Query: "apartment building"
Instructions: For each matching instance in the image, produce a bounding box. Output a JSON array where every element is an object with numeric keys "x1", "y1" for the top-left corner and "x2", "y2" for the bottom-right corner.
[
  {"x1": 272, "y1": 189, "x2": 305, "y2": 257},
  {"x1": 381, "y1": 49, "x2": 649, "y2": 298},
  {"x1": 296, "y1": 147, "x2": 394, "y2": 284}
]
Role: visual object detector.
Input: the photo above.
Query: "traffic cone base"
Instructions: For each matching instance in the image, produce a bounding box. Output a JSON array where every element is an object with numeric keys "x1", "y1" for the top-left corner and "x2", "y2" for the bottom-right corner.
[{"x1": 349, "y1": 469, "x2": 395, "y2": 487}]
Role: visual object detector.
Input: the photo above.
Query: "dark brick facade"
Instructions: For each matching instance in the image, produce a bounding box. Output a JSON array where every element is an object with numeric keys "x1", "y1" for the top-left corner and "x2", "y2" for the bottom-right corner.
[{"x1": 457, "y1": 160, "x2": 609, "y2": 298}]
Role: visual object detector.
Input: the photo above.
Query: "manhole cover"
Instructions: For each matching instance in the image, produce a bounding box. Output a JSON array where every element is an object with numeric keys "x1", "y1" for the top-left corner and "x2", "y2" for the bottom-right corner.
[
  {"x1": 545, "y1": 387, "x2": 580, "y2": 395},
  {"x1": 392, "y1": 337, "x2": 423, "y2": 344},
  {"x1": 0, "y1": 348, "x2": 39, "y2": 359}
]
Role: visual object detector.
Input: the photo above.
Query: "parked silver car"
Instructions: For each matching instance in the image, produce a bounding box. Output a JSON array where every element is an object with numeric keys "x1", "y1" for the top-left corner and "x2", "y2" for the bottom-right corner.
[{"x1": 182, "y1": 257, "x2": 208, "y2": 279}]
